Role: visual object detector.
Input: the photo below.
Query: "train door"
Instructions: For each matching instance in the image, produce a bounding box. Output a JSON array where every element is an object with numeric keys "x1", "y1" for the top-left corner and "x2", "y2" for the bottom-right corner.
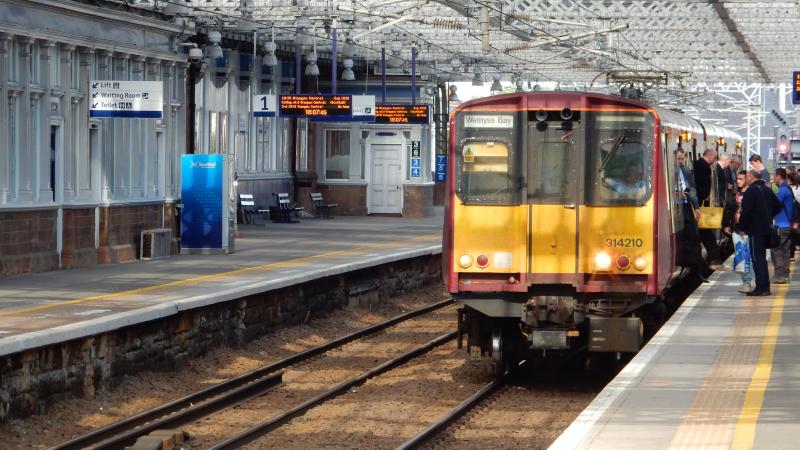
[{"x1": 526, "y1": 120, "x2": 579, "y2": 280}]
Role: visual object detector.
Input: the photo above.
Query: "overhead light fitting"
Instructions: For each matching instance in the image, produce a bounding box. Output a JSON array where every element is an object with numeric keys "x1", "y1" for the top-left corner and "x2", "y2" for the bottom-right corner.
[
  {"x1": 206, "y1": 31, "x2": 224, "y2": 59},
  {"x1": 490, "y1": 73, "x2": 502, "y2": 92},
  {"x1": 472, "y1": 65, "x2": 483, "y2": 86},
  {"x1": 305, "y1": 43, "x2": 319, "y2": 76},
  {"x1": 448, "y1": 84, "x2": 460, "y2": 102},
  {"x1": 263, "y1": 41, "x2": 278, "y2": 67},
  {"x1": 341, "y1": 58, "x2": 355, "y2": 80},
  {"x1": 295, "y1": 16, "x2": 313, "y2": 47}
]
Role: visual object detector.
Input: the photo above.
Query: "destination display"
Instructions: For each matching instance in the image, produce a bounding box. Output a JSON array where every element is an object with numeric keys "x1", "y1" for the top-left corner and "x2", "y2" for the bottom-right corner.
[
  {"x1": 794, "y1": 72, "x2": 800, "y2": 105},
  {"x1": 375, "y1": 104, "x2": 430, "y2": 124},
  {"x1": 278, "y1": 95, "x2": 352, "y2": 119}
]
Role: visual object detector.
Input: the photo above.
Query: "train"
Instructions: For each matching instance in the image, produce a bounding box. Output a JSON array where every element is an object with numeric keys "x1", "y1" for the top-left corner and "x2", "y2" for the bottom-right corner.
[{"x1": 443, "y1": 91, "x2": 742, "y2": 374}]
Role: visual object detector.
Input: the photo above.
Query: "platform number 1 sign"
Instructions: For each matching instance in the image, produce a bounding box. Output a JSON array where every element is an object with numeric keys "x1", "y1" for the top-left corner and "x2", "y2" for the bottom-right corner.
[{"x1": 410, "y1": 141, "x2": 421, "y2": 178}]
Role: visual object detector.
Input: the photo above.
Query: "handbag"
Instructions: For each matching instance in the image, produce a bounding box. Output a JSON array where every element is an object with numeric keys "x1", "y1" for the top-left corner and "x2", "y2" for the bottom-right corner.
[
  {"x1": 698, "y1": 204, "x2": 724, "y2": 229},
  {"x1": 769, "y1": 225, "x2": 781, "y2": 249}
]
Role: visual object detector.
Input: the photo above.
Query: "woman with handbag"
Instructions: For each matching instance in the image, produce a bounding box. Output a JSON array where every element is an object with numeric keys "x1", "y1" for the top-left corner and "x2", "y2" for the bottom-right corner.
[{"x1": 723, "y1": 171, "x2": 753, "y2": 293}]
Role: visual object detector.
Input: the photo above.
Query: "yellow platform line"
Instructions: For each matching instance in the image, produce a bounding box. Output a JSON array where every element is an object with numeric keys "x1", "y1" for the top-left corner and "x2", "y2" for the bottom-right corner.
[
  {"x1": 0, "y1": 233, "x2": 440, "y2": 318},
  {"x1": 730, "y1": 282, "x2": 789, "y2": 450}
]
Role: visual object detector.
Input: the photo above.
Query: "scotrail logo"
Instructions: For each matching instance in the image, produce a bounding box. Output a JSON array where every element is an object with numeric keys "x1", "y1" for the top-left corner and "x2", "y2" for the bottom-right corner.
[{"x1": 191, "y1": 161, "x2": 217, "y2": 169}]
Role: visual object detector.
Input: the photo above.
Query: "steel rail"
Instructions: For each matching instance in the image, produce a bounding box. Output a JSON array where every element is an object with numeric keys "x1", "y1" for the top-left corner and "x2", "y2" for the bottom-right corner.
[
  {"x1": 51, "y1": 297, "x2": 454, "y2": 450},
  {"x1": 208, "y1": 331, "x2": 458, "y2": 450},
  {"x1": 395, "y1": 378, "x2": 505, "y2": 450}
]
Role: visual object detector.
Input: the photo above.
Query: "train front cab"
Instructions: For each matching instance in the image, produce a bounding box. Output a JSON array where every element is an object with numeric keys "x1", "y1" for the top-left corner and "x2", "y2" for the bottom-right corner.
[{"x1": 446, "y1": 93, "x2": 669, "y2": 371}]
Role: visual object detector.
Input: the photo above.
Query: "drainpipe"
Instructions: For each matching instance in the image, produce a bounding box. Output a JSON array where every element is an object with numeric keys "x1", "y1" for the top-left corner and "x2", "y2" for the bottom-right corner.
[{"x1": 411, "y1": 46, "x2": 417, "y2": 105}]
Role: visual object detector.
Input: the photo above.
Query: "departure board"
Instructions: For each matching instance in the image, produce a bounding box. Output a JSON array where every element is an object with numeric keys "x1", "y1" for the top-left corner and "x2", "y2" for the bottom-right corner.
[
  {"x1": 375, "y1": 104, "x2": 430, "y2": 124},
  {"x1": 794, "y1": 72, "x2": 800, "y2": 105},
  {"x1": 278, "y1": 95, "x2": 352, "y2": 119}
]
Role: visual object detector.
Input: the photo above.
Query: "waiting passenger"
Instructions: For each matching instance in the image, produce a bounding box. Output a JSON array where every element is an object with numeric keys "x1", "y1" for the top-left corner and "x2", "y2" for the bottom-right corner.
[
  {"x1": 603, "y1": 162, "x2": 644, "y2": 199},
  {"x1": 772, "y1": 168, "x2": 794, "y2": 284},
  {"x1": 723, "y1": 170, "x2": 753, "y2": 292},
  {"x1": 748, "y1": 154, "x2": 771, "y2": 188},
  {"x1": 738, "y1": 169, "x2": 780, "y2": 296},
  {"x1": 675, "y1": 149, "x2": 707, "y2": 283}
]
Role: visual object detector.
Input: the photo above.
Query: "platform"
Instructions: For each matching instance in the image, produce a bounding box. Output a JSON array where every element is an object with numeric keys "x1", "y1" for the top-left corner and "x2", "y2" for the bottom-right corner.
[
  {"x1": 0, "y1": 216, "x2": 442, "y2": 357},
  {"x1": 551, "y1": 261, "x2": 799, "y2": 450}
]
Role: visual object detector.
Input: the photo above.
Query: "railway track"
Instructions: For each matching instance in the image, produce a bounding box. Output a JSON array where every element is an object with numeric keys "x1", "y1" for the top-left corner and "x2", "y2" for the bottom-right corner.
[
  {"x1": 50, "y1": 298, "x2": 453, "y2": 450},
  {"x1": 396, "y1": 378, "x2": 504, "y2": 450}
]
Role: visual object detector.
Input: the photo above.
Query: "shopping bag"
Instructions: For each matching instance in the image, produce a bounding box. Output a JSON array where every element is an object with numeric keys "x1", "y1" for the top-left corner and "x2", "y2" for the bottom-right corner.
[
  {"x1": 698, "y1": 206, "x2": 723, "y2": 229},
  {"x1": 732, "y1": 233, "x2": 751, "y2": 274}
]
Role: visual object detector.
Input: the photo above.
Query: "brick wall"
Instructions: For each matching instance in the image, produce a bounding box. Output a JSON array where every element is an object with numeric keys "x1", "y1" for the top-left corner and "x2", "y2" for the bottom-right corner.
[
  {"x1": 316, "y1": 184, "x2": 368, "y2": 216},
  {"x1": 0, "y1": 210, "x2": 59, "y2": 276},
  {"x1": 97, "y1": 204, "x2": 164, "y2": 264},
  {"x1": 403, "y1": 185, "x2": 435, "y2": 218},
  {"x1": 0, "y1": 254, "x2": 442, "y2": 422},
  {"x1": 61, "y1": 208, "x2": 97, "y2": 269}
]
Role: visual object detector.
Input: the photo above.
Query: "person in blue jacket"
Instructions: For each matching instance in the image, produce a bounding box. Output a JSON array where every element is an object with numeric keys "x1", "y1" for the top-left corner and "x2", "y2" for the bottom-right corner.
[{"x1": 772, "y1": 168, "x2": 794, "y2": 284}]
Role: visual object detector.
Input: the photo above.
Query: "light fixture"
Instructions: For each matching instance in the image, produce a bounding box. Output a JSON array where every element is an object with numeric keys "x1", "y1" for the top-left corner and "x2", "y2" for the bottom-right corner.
[
  {"x1": 206, "y1": 31, "x2": 224, "y2": 59},
  {"x1": 472, "y1": 65, "x2": 483, "y2": 86},
  {"x1": 304, "y1": 42, "x2": 319, "y2": 76},
  {"x1": 341, "y1": 35, "x2": 355, "y2": 59},
  {"x1": 490, "y1": 73, "x2": 502, "y2": 92},
  {"x1": 515, "y1": 77, "x2": 524, "y2": 92},
  {"x1": 294, "y1": 16, "x2": 313, "y2": 47},
  {"x1": 263, "y1": 42, "x2": 278, "y2": 67},
  {"x1": 450, "y1": 57, "x2": 461, "y2": 72},
  {"x1": 448, "y1": 84, "x2": 459, "y2": 102},
  {"x1": 341, "y1": 58, "x2": 355, "y2": 80}
]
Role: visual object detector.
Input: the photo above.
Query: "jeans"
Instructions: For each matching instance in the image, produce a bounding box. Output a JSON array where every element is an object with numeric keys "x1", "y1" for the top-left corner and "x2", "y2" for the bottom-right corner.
[
  {"x1": 772, "y1": 227, "x2": 792, "y2": 280},
  {"x1": 750, "y1": 234, "x2": 770, "y2": 292}
]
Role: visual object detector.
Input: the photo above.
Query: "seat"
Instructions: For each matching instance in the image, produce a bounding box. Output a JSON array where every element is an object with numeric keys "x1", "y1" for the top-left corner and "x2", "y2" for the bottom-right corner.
[
  {"x1": 271, "y1": 193, "x2": 304, "y2": 223},
  {"x1": 309, "y1": 192, "x2": 337, "y2": 219},
  {"x1": 238, "y1": 194, "x2": 257, "y2": 224}
]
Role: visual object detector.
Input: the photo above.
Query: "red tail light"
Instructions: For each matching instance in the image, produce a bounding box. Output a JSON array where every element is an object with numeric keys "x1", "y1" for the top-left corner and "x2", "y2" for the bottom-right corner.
[
  {"x1": 476, "y1": 254, "x2": 489, "y2": 268},
  {"x1": 617, "y1": 255, "x2": 630, "y2": 270}
]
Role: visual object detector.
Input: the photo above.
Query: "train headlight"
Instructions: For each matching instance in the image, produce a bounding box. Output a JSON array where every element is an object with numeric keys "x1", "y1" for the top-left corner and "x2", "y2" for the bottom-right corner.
[
  {"x1": 617, "y1": 255, "x2": 630, "y2": 270},
  {"x1": 634, "y1": 255, "x2": 648, "y2": 270},
  {"x1": 458, "y1": 254, "x2": 472, "y2": 268},
  {"x1": 594, "y1": 252, "x2": 612, "y2": 271}
]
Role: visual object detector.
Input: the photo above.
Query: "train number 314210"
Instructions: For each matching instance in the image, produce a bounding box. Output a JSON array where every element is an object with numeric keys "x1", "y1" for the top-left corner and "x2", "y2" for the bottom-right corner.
[{"x1": 605, "y1": 238, "x2": 644, "y2": 248}]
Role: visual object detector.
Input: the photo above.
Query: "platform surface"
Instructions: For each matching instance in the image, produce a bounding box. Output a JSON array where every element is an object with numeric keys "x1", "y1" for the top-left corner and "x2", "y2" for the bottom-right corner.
[
  {"x1": 551, "y1": 261, "x2": 799, "y2": 450},
  {"x1": 0, "y1": 216, "x2": 442, "y2": 357}
]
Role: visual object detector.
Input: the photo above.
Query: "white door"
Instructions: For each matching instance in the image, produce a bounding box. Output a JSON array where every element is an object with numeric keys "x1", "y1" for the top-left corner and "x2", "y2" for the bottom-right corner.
[{"x1": 369, "y1": 142, "x2": 403, "y2": 214}]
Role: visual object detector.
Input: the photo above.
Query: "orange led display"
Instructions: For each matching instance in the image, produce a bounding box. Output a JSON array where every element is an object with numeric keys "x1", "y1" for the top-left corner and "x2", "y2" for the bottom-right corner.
[
  {"x1": 279, "y1": 95, "x2": 352, "y2": 119},
  {"x1": 375, "y1": 104, "x2": 430, "y2": 124}
]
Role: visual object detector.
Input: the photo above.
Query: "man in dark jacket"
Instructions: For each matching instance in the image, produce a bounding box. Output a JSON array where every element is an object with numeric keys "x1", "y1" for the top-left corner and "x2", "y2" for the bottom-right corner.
[
  {"x1": 693, "y1": 148, "x2": 722, "y2": 268},
  {"x1": 738, "y1": 169, "x2": 780, "y2": 296},
  {"x1": 676, "y1": 149, "x2": 707, "y2": 282}
]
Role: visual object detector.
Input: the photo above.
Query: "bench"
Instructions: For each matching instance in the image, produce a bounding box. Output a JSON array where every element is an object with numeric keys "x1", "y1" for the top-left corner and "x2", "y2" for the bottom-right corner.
[
  {"x1": 272, "y1": 193, "x2": 304, "y2": 223},
  {"x1": 310, "y1": 192, "x2": 337, "y2": 219},
  {"x1": 239, "y1": 194, "x2": 269, "y2": 225}
]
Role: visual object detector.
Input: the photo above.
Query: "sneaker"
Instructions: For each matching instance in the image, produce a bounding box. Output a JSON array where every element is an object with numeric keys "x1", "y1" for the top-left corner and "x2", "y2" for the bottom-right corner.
[
  {"x1": 737, "y1": 283, "x2": 752, "y2": 293},
  {"x1": 773, "y1": 278, "x2": 789, "y2": 284}
]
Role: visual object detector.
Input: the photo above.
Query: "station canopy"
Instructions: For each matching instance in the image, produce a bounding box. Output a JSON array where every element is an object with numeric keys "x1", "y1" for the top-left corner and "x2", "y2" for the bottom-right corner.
[{"x1": 141, "y1": 0, "x2": 800, "y2": 137}]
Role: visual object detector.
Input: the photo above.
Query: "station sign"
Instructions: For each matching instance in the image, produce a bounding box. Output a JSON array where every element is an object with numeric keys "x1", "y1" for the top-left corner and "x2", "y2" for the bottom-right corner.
[
  {"x1": 375, "y1": 104, "x2": 430, "y2": 125},
  {"x1": 435, "y1": 154, "x2": 447, "y2": 182},
  {"x1": 253, "y1": 94, "x2": 277, "y2": 117},
  {"x1": 278, "y1": 94, "x2": 352, "y2": 120},
  {"x1": 352, "y1": 95, "x2": 376, "y2": 121},
  {"x1": 410, "y1": 140, "x2": 422, "y2": 178},
  {"x1": 793, "y1": 72, "x2": 800, "y2": 105},
  {"x1": 89, "y1": 80, "x2": 163, "y2": 118}
]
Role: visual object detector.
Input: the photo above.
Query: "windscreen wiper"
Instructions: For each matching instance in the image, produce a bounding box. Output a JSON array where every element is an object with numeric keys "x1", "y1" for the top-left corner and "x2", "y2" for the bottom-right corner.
[{"x1": 598, "y1": 135, "x2": 625, "y2": 172}]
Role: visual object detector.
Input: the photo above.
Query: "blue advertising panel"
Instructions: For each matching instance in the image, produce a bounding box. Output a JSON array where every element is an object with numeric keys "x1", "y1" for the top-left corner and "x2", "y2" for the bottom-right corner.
[
  {"x1": 794, "y1": 72, "x2": 800, "y2": 105},
  {"x1": 181, "y1": 154, "x2": 224, "y2": 250},
  {"x1": 435, "y1": 155, "x2": 447, "y2": 182}
]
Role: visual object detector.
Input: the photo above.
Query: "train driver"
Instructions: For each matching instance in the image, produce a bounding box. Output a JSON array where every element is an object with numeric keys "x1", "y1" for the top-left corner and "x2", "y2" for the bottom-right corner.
[{"x1": 602, "y1": 161, "x2": 645, "y2": 200}]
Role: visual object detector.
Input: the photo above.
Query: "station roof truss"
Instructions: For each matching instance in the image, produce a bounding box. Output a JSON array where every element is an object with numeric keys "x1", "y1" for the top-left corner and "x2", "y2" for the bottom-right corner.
[{"x1": 129, "y1": 0, "x2": 799, "y2": 134}]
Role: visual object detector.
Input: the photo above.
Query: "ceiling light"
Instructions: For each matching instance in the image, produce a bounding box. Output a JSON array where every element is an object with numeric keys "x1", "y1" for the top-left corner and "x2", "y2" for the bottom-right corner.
[
  {"x1": 341, "y1": 58, "x2": 355, "y2": 80},
  {"x1": 448, "y1": 84, "x2": 459, "y2": 102},
  {"x1": 490, "y1": 73, "x2": 502, "y2": 92},
  {"x1": 305, "y1": 43, "x2": 319, "y2": 76},
  {"x1": 263, "y1": 41, "x2": 278, "y2": 67}
]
